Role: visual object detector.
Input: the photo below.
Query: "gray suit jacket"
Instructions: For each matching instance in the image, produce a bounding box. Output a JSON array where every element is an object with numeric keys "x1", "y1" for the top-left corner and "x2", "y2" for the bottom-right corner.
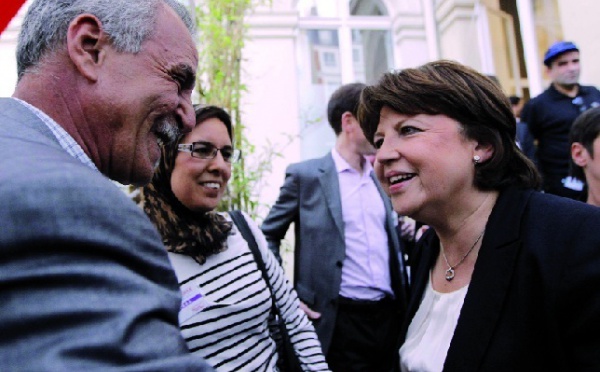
[
  {"x1": 261, "y1": 153, "x2": 408, "y2": 354},
  {"x1": 0, "y1": 98, "x2": 213, "y2": 371}
]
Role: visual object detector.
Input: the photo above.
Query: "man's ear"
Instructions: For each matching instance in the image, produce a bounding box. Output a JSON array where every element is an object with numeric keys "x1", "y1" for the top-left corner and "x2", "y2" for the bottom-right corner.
[
  {"x1": 66, "y1": 14, "x2": 108, "y2": 82},
  {"x1": 341, "y1": 111, "x2": 354, "y2": 133},
  {"x1": 571, "y1": 142, "x2": 589, "y2": 168}
]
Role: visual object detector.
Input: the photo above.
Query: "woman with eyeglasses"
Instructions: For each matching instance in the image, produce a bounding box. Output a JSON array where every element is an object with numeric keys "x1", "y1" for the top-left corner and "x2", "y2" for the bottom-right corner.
[{"x1": 140, "y1": 105, "x2": 329, "y2": 371}]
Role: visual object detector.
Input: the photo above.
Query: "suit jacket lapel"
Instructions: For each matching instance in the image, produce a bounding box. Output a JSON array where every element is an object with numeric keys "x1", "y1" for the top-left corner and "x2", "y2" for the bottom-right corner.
[
  {"x1": 318, "y1": 154, "x2": 344, "y2": 239},
  {"x1": 443, "y1": 187, "x2": 532, "y2": 371},
  {"x1": 371, "y1": 171, "x2": 409, "y2": 305}
]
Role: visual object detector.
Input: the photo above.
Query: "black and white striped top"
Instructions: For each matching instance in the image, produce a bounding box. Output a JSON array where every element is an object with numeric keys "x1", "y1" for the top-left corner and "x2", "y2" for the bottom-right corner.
[{"x1": 168, "y1": 212, "x2": 330, "y2": 371}]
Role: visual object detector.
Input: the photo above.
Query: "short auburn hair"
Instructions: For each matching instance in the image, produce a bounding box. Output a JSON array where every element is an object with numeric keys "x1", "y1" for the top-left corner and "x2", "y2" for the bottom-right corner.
[{"x1": 358, "y1": 60, "x2": 540, "y2": 191}]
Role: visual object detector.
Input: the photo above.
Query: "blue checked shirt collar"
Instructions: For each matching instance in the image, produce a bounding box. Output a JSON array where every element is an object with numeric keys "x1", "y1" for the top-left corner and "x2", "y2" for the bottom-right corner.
[{"x1": 13, "y1": 98, "x2": 98, "y2": 171}]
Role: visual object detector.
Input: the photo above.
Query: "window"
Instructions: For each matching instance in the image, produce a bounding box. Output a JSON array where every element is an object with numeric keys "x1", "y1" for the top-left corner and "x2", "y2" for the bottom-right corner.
[
  {"x1": 296, "y1": 0, "x2": 394, "y2": 159},
  {"x1": 323, "y1": 51, "x2": 337, "y2": 68}
]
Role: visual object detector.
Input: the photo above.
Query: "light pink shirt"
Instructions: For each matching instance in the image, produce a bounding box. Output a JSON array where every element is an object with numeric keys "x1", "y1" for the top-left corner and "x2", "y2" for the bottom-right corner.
[{"x1": 331, "y1": 149, "x2": 393, "y2": 300}]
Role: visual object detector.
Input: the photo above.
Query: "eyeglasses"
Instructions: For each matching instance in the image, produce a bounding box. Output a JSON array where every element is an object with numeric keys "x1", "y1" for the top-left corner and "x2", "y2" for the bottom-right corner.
[{"x1": 178, "y1": 141, "x2": 241, "y2": 163}]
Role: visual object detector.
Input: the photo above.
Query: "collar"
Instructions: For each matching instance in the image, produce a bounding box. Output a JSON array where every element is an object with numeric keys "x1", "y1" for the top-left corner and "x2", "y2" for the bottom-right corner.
[
  {"x1": 331, "y1": 147, "x2": 373, "y2": 175},
  {"x1": 11, "y1": 97, "x2": 98, "y2": 171},
  {"x1": 547, "y1": 83, "x2": 594, "y2": 100}
]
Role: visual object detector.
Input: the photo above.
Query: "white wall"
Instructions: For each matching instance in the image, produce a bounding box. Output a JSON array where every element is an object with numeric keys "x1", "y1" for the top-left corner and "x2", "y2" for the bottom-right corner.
[
  {"x1": 242, "y1": 8, "x2": 303, "y2": 220},
  {"x1": 0, "y1": 38, "x2": 18, "y2": 98},
  {"x1": 0, "y1": 1, "x2": 30, "y2": 98},
  {"x1": 436, "y1": 0, "x2": 483, "y2": 70}
]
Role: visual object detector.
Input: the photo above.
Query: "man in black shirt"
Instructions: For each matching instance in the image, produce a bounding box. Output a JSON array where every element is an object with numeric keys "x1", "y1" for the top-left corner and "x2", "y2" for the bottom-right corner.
[{"x1": 521, "y1": 41, "x2": 600, "y2": 199}]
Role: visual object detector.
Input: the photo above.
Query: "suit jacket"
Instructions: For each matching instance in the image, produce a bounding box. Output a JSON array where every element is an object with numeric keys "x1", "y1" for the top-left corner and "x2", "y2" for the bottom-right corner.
[
  {"x1": 261, "y1": 153, "x2": 408, "y2": 354},
  {"x1": 401, "y1": 187, "x2": 600, "y2": 371},
  {"x1": 0, "y1": 98, "x2": 213, "y2": 371}
]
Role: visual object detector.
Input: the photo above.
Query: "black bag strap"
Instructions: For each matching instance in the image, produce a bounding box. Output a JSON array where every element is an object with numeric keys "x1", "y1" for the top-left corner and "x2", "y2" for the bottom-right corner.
[
  {"x1": 228, "y1": 210, "x2": 279, "y2": 316},
  {"x1": 228, "y1": 210, "x2": 304, "y2": 372}
]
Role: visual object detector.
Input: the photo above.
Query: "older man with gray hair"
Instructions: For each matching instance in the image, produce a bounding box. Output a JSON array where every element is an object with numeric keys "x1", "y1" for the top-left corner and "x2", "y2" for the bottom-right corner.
[{"x1": 0, "y1": 0, "x2": 213, "y2": 370}]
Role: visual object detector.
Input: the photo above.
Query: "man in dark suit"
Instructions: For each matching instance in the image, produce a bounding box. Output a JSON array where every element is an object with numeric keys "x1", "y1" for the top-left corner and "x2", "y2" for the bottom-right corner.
[
  {"x1": 509, "y1": 95, "x2": 537, "y2": 163},
  {"x1": 261, "y1": 83, "x2": 408, "y2": 371},
  {"x1": 0, "y1": 1, "x2": 213, "y2": 370}
]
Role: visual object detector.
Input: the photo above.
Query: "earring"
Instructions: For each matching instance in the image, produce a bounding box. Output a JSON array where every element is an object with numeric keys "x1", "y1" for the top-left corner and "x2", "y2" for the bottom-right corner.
[{"x1": 473, "y1": 155, "x2": 481, "y2": 164}]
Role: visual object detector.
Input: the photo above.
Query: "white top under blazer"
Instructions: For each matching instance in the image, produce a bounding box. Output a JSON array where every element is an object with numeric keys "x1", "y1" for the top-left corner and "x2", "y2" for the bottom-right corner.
[{"x1": 400, "y1": 274, "x2": 469, "y2": 372}]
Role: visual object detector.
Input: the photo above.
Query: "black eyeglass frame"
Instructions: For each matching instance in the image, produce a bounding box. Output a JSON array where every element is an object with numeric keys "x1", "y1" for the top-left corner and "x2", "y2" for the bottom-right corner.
[{"x1": 178, "y1": 141, "x2": 242, "y2": 163}]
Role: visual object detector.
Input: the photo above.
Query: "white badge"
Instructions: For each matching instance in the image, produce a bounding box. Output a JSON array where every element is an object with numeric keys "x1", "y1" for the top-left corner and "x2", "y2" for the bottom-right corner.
[
  {"x1": 179, "y1": 282, "x2": 210, "y2": 324},
  {"x1": 562, "y1": 176, "x2": 584, "y2": 191}
]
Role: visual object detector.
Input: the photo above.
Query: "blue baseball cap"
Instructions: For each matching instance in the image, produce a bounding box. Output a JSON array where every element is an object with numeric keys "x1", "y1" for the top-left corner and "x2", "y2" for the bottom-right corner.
[{"x1": 543, "y1": 41, "x2": 579, "y2": 66}]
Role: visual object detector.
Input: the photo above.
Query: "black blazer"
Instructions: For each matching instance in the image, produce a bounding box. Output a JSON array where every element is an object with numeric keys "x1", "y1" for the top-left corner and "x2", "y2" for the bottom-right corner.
[{"x1": 399, "y1": 187, "x2": 600, "y2": 371}]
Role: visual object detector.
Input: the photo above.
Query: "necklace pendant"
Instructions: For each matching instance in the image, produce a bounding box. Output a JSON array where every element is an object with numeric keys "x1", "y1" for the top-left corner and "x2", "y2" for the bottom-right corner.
[{"x1": 445, "y1": 268, "x2": 455, "y2": 281}]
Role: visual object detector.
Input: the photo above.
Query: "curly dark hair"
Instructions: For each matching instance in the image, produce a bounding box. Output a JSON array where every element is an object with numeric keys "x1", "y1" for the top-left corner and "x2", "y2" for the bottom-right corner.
[{"x1": 140, "y1": 105, "x2": 235, "y2": 264}]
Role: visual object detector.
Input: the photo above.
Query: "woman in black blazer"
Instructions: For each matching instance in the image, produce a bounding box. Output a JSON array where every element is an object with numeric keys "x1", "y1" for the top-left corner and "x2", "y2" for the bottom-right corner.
[{"x1": 358, "y1": 60, "x2": 600, "y2": 371}]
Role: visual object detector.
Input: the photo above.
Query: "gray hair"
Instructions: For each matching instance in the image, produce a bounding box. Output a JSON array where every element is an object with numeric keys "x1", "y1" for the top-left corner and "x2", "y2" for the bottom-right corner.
[{"x1": 16, "y1": 0, "x2": 195, "y2": 79}]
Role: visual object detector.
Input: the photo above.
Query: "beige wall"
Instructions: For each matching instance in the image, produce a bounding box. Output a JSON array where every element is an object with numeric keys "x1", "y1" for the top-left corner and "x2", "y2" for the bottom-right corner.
[
  {"x1": 436, "y1": 0, "x2": 483, "y2": 70},
  {"x1": 557, "y1": 0, "x2": 600, "y2": 87}
]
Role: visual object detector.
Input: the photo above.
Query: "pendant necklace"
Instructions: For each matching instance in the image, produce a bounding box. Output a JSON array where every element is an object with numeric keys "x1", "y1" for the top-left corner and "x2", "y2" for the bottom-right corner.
[{"x1": 441, "y1": 230, "x2": 485, "y2": 281}]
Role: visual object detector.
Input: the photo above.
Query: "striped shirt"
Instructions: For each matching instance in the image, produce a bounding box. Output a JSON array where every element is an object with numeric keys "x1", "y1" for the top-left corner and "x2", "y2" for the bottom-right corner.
[
  {"x1": 168, "y1": 212, "x2": 330, "y2": 372},
  {"x1": 13, "y1": 97, "x2": 98, "y2": 171}
]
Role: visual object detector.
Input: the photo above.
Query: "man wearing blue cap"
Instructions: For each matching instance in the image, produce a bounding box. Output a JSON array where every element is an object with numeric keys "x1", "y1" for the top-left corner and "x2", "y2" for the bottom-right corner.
[{"x1": 521, "y1": 41, "x2": 600, "y2": 199}]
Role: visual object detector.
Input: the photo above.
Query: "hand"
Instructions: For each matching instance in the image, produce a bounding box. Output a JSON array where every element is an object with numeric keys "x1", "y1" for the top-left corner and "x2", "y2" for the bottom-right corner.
[
  {"x1": 415, "y1": 225, "x2": 430, "y2": 241},
  {"x1": 299, "y1": 301, "x2": 321, "y2": 320},
  {"x1": 399, "y1": 216, "x2": 416, "y2": 241}
]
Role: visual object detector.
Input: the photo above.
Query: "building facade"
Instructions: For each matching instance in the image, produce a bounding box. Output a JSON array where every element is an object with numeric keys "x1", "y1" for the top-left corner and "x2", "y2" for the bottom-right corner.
[{"x1": 1, "y1": 0, "x2": 598, "y2": 217}]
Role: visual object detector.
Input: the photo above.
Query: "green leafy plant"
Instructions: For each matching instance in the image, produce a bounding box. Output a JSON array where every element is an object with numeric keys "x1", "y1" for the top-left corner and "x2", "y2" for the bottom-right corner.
[{"x1": 192, "y1": 0, "x2": 274, "y2": 219}]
